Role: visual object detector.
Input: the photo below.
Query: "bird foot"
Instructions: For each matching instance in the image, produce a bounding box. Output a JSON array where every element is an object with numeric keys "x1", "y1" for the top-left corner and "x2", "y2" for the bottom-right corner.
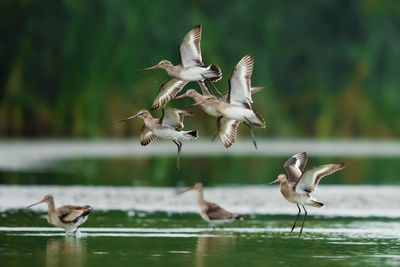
[{"x1": 75, "y1": 229, "x2": 83, "y2": 238}]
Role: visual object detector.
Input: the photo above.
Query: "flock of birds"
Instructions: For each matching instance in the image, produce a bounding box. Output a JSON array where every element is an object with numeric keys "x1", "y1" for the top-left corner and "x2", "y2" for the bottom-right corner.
[
  {"x1": 26, "y1": 25, "x2": 345, "y2": 238},
  {"x1": 119, "y1": 24, "x2": 265, "y2": 168}
]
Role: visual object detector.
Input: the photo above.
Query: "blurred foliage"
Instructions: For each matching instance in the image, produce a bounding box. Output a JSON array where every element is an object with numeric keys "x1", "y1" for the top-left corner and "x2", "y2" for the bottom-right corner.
[{"x1": 1, "y1": 0, "x2": 400, "y2": 138}]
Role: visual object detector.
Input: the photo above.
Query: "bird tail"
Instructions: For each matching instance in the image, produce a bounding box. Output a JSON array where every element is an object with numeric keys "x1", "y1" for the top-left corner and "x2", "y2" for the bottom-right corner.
[
  {"x1": 182, "y1": 130, "x2": 198, "y2": 141},
  {"x1": 205, "y1": 64, "x2": 222, "y2": 82},
  {"x1": 311, "y1": 200, "x2": 325, "y2": 208},
  {"x1": 252, "y1": 109, "x2": 266, "y2": 128},
  {"x1": 82, "y1": 205, "x2": 93, "y2": 216},
  {"x1": 250, "y1": 87, "x2": 264, "y2": 94}
]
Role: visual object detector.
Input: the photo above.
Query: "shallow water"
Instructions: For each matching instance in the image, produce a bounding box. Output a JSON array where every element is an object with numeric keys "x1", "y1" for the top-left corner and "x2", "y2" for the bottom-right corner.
[
  {"x1": 1, "y1": 186, "x2": 400, "y2": 266},
  {"x1": 1, "y1": 141, "x2": 400, "y2": 266},
  {"x1": 1, "y1": 211, "x2": 400, "y2": 267}
]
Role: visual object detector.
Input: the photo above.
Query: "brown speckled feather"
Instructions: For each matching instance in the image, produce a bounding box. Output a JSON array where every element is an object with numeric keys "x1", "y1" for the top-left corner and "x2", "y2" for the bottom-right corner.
[
  {"x1": 152, "y1": 78, "x2": 188, "y2": 110},
  {"x1": 57, "y1": 205, "x2": 92, "y2": 223},
  {"x1": 179, "y1": 25, "x2": 203, "y2": 67},
  {"x1": 204, "y1": 201, "x2": 240, "y2": 220},
  {"x1": 139, "y1": 124, "x2": 157, "y2": 146},
  {"x1": 217, "y1": 117, "x2": 240, "y2": 148}
]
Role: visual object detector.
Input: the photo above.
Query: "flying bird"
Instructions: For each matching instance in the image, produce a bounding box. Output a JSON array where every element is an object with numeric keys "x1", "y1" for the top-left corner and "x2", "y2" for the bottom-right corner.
[
  {"x1": 269, "y1": 152, "x2": 345, "y2": 237},
  {"x1": 175, "y1": 53, "x2": 265, "y2": 148},
  {"x1": 181, "y1": 182, "x2": 243, "y2": 226},
  {"x1": 119, "y1": 108, "x2": 198, "y2": 169},
  {"x1": 27, "y1": 194, "x2": 92, "y2": 236},
  {"x1": 140, "y1": 25, "x2": 222, "y2": 110}
]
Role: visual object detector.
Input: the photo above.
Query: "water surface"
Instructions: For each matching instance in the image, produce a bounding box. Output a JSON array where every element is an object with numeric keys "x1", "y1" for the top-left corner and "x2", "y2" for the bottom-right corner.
[{"x1": 1, "y1": 211, "x2": 400, "y2": 267}]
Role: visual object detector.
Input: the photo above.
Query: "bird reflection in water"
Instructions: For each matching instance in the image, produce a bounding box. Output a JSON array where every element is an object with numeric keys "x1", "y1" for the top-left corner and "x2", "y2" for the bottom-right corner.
[
  {"x1": 195, "y1": 231, "x2": 236, "y2": 267},
  {"x1": 46, "y1": 237, "x2": 86, "y2": 267}
]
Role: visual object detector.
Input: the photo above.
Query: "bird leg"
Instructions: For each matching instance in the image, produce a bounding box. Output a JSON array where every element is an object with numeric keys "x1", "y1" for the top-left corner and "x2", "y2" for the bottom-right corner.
[
  {"x1": 244, "y1": 118, "x2": 257, "y2": 150},
  {"x1": 173, "y1": 140, "x2": 182, "y2": 170},
  {"x1": 197, "y1": 81, "x2": 211, "y2": 95},
  {"x1": 212, "y1": 116, "x2": 223, "y2": 142},
  {"x1": 201, "y1": 75, "x2": 222, "y2": 97},
  {"x1": 75, "y1": 229, "x2": 82, "y2": 238},
  {"x1": 298, "y1": 205, "x2": 307, "y2": 238},
  {"x1": 211, "y1": 131, "x2": 218, "y2": 142},
  {"x1": 290, "y1": 204, "x2": 301, "y2": 233}
]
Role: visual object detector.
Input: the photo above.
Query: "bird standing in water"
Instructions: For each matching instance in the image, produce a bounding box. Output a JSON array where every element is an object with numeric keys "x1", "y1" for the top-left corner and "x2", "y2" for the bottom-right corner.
[
  {"x1": 119, "y1": 108, "x2": 198, "y2": 169},
  {"x1": 181, "y1": 182, "x2": 243, "y2": 227},
  {"x1": 27, "y1": 194, "x2": 92, "y2": 236},
  {"x1": 140, "y1": 25, "x2": 222, "y2": 110},
  {"x1": 176, "y1": 53, "x2": 265, "y2": 148},
  {"x1": 269, "y1": 152, "x2": 345, "y2": 237}
]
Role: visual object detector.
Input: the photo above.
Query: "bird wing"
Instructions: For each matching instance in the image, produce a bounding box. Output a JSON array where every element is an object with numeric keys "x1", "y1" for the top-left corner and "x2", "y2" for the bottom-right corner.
[
  {"x1": 295, "y1": 163, "x2": 345, "y2": 194},
  {"x1": 227, "y1": 53, "x2": 254, "y2": 108},
  {"x1": 58, "y1": 205, "x2": 92, "y2": 223},
  {"x1": 217, "y1": 117, "x2": 240, "y2": 148},
  {"x1": 160, "y1": 108, "x2": 193, "y2": 130},
  {"x1": 218, "y1": 92, "x2": 229, "y2": 102},
  {"x1": 219, "y1": 86, "x2": 263, "y2": 102},
  {"x1": 283, "y1": 152, "x2": 308, "y2": 182},
  {"x1": 139, "y1": 124, "x2": 157, "y2": 146},
  {"x1": 179, "y1": 25, "x2": 203, "y2": 67},
  {"x1": 151, "y1": 78, "x2": 188, "y2": 110},
  {"x1": 205, "y1": 202, "x2": 237, "y2": 220},
  {"x1": 219, "y1": 86, "x2": 263, "y2": 103}
]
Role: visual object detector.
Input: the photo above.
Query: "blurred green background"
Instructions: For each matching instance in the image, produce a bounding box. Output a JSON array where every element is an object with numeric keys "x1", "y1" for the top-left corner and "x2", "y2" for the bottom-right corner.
[
  {"x1": 1, "y1": 0, "x2": 400, "y2": 138},
  {"x1": 0, "y1": 0, "x2": 399, "y2": 186}
]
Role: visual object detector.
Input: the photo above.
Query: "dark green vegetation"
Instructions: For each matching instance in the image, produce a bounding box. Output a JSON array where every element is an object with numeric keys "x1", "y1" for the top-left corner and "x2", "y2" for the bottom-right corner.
[
  {"x1": 1, "y1": 0, "x2": 400, "y2": 138},
  {"x1": 1, "y1": 155, "x2": 399, "y2": 186},
  {"x1": 1, "y1": 211, "x2": 400, "y2": 267}
]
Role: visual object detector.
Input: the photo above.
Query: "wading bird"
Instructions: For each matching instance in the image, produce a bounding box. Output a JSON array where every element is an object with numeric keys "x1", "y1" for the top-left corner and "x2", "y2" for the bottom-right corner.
[
  {"x1": 181, "y1": 182, "x2": 243, "y2": 226},
  {"x1": 27, "y1": 194, "x2": 92, "y2": 236},
  {"x1": 119, "y1": 108, "x2": 198, "y2": 169},
  {"x1": 175, "y1": 54, "x2": 265, "y2": 148},
  {"x1": 140, "y1": 25, "x2": 222, "y2": 110},
  {"x1": 269, "y1": 152, "x2": 345, "y2": 237}
]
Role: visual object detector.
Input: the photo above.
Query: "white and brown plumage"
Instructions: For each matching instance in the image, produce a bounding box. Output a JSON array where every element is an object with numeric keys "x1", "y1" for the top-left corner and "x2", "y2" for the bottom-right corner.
[
  {"x1": 175, "y1": 54, "x2": 265, "y2": 148},
  {"x1": 181, "y1": 183, "x2": 243, "y2": 226},
  {"x1": 27, "y1": 194, "x2": 92, "y2": 235},
  {"x1": 140, "y1": 25, "x2": 222, "y2": 110},
  {"x1": 270, "y1": 152, "x2": 345, "y2": 237},
  {"x1": 119, "y1": 108, "x2": 198, "y2": 169}
]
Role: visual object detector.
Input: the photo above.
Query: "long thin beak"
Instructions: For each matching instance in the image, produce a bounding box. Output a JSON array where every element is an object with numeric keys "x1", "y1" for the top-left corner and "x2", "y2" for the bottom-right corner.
[
  {"x1": 27, "y1": 199, "x2": 45, "y2": 208},
  {"x1": 141, "y1": 65, "x2": 159, "y2": 71},
  {"x1": 179, "y1": 187, "x2": 194, "y2": 195},
  {"x1": 268, "y1": 179, "x2": 279, "y2": 185},
  {"x1": 118, "y1": 114, "x2": 139, "y2": 123},
  {"x1": 175, "y1": 93, "x2": 188, "y2": 99}
]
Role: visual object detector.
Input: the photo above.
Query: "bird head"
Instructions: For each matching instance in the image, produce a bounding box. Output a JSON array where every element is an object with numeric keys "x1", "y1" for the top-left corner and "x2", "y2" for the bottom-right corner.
[
  {"x1": 27, "y1": 194, "x2": 53, "y2": 208},
  {"x1": 118, "y1": 110, "x2": 151, "y2": 122},
  {"x1": 268, "y1": 174, "x2": 287, "y2": 185},
  {"x1": 180, "y1": 182, "x2": 203, "y2": 194},
  {"x1": 141, "y1": 60, "x2": 172, "y2": 71},
  {"x1": 189, "y1": 95, "x2": 217, "y2": 107},
  {"x1": 175, "y1": 89, "x2": 198, "y2": 99}
]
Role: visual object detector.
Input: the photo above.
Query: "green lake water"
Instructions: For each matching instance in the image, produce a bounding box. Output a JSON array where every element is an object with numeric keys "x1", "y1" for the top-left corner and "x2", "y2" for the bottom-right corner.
[
  {"x1": 1, "y1": 142, "x2": 400, "y2": 266},
  {"x1": 1, "y1": 211, "x2": 400, "y2": 267}
]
